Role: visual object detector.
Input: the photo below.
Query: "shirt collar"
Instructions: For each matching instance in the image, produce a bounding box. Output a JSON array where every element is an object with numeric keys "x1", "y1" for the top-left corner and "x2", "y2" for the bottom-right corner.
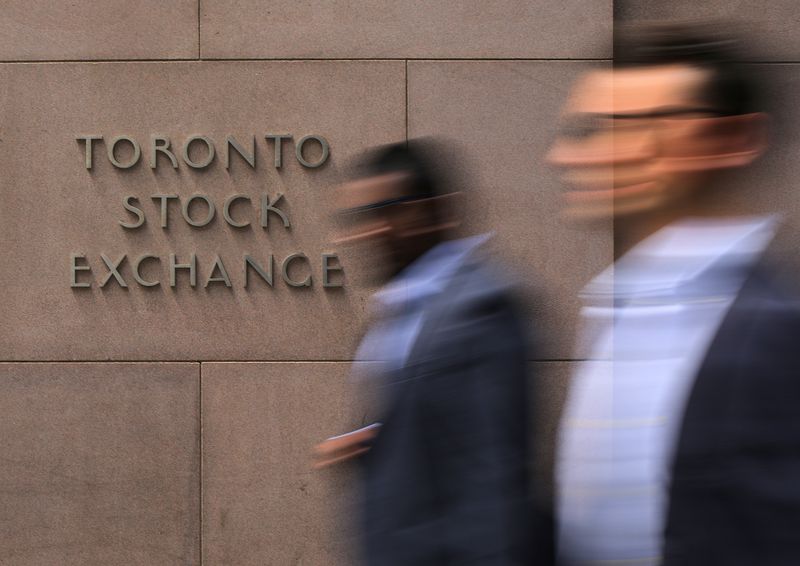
[
  {"x1": 583, "y1": 216, "x2": 778, "y2": 300},
  {"x1": 374, "y1": 233, "x2": 491, "y2": 312}
]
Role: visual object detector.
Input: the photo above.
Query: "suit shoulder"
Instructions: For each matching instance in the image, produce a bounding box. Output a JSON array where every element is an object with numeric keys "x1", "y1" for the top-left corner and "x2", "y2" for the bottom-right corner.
[
  {"x1": 721, "y1": 263, "x2": 800, "y2": 369},
  {"x1": 735, "y1": 263, "x2": 800, "y2": 322},
  {"x1": 445, "y1": 255, "x2": 524, "y2": 314},
  {"x1": 450, "y1": 243, "x2": 536, "y2": 296}
]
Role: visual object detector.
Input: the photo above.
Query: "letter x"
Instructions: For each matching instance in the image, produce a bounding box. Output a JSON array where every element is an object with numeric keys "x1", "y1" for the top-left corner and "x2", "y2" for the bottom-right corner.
[{"x1": 99, "y1": 254, "x2": 128, "y2": 288}]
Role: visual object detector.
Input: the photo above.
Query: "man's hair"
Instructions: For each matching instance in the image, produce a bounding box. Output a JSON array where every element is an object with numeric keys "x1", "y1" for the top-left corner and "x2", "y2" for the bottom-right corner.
[
  {"x1": 361, "y1": 140, "x2": 443, "y2": 199},
  {"x1": 614, "y1": 22, "x2": 758, "y2": 116}
]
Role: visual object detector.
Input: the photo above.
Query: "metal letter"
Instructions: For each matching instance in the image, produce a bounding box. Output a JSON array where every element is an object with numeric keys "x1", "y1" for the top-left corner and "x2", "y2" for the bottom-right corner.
[
  {"x1": 70, "y1": 253, "x2": 91, "y2": 288},
  {"x1": 244, "y1": 255, "x2": 273, "y2": 288},
  {"x1": 152, "y1": 194, "x2": 179, "y2": 228},
  {"x1": 107, "y1": 136, "x2": 141, "y2": 169},
  {"x1": 182, "y1": 194, "x2": 216, "y2": 227},
  {"x1": 282, "y1": 253, "x2": 312, "y2": 287},
  {"x1": 151, "y1": 135, "x2": 178, "y2": 169},
  {"x1": 99, "y1": 254, "x2": 128, "y2": 288},
  {"x1": 132, "y1": 254, "x2": 160, "y2": 287},
  {"x1": 321, "y1": 253, "x2": 344, "y2": 288},
  {"x1": 205, "y1": 255, "x2": 232, "y2": 288},
  {"x1": 77, "y1": 135, "x2": 102, "y2": 169},
  {"x1": 120, "y1": 196, "x2": 145, "y2": 229},
  {"x1": 260, "y1": 193, "x2": 290, "y2": 229},
  {"x1": 295, "y1": 135, "x2": 329, "y2": 168},
  {"x1": 181, "y1": 135, "x2": 215, "y2": 169},
  {"x1": 225, "y1": 135, "x2": 256, "y2": 169},
  {"x1": 169, "y1": 253, "x2": 197, "y2": 288},
  {"x1": 265, "y1": 134, "x2": 292, "y2": 168},
  {"x1": 223, "y1": 194, "x2": 251, "y2": 228}
]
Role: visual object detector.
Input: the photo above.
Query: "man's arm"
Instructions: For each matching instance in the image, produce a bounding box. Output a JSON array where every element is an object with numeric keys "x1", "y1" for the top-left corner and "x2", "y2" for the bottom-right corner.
[{"x1": 421, "y1": 295, "x2": 533, "y2": 565}]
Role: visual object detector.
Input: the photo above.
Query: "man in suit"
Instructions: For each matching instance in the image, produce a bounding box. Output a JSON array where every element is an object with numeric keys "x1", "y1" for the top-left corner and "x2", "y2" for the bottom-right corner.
[
  {"x1": 548, "y1": 23, "x2": 800, "y2": 565},
  {"x1": 316, "y1": 141, "x2": 535, "y2": 565}
]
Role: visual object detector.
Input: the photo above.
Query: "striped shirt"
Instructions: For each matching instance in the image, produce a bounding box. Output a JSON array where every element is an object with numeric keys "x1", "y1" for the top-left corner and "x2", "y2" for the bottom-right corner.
[{"x1": 556, "y1": 216, "x2": 777, "y2": 565}]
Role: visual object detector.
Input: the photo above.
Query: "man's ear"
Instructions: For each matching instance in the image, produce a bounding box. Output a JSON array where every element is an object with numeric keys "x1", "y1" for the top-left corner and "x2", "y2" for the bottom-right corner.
[
  {"x1": 431, "y1": 192, "x2": 463, "y2": 231},
  {"x1": 660, "y1": 113, "x2": 769, "y2": 172}
]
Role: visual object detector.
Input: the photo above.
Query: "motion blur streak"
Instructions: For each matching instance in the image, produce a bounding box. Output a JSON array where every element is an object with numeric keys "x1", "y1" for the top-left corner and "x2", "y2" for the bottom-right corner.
[{"x1": 550, "y1": 21, "x2": 800, "y2": 566}]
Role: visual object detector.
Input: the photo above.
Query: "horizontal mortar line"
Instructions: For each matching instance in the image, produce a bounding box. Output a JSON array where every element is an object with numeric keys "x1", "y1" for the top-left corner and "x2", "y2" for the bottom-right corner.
[
  {"x1": 202, "y1": 361, "x2": 396, "y2": 366},
  {"x1": 0, "y1": 360, "x2": 201, "y2": 364},
  {"x1": 3, "y1": 58, "x2": 797, "y2": 65},
  {"x1": 200, "y1": 57, "x2": 612, "y2": 62},
  {"x1": 0, "y1": 58, "x2": 203, "y2": 64},
  {"x1": 0, "y1": 358, "x2": 587, "y2": 364},
  {"x1": 0, "y1": 57, "x2": 611, "y2": 65}
]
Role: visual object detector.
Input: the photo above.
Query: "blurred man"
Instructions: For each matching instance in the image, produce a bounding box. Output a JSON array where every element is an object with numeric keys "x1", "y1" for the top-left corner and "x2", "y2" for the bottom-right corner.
[
  {"x1": 548, "y1": 23, "x2": 800, "y2": 566},
  {"x1": 315, "y1": 142, "x2": 535, "y2": 565}
]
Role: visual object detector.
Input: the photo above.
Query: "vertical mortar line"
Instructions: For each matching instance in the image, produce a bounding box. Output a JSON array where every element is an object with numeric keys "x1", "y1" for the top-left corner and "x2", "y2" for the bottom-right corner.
[
  {"x1": 404, "y1": 59, "x2": 409, "y2": 143},
  {"x1": 198, "y1": 361, "x2": 203, "y2": 564},
  {"x1": 197, "y1": 0, "x2": 202, "y2": 59}
]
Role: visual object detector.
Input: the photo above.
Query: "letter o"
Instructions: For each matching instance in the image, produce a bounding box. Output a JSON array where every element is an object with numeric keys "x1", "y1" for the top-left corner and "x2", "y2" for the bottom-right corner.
[
  {"x1": 295, "y1": 135, "x2": 329, "y2": 168},
  {"x1": 107, "y1": 136, "x2": 141, "y2": 169},
  {"x1": 182, "y1": 194, "x2": 216, "y2": 227},
  {"x1": 182, "y1": 135, "x2": 216, "y2": 169}
]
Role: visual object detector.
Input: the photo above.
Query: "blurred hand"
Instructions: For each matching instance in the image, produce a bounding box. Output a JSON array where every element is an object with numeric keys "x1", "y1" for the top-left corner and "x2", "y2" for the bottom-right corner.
[{"x1": 312, "y1": 423, "x2": 381, "y2": 469}]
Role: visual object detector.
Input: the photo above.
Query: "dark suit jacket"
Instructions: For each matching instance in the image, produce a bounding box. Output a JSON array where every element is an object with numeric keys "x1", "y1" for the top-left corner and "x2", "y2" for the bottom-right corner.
[
  {"x1": 664, "y1": 264, "x2": 800, "y2": 565},
  {"x1": 360, "y1": 253, "x2": 536, "y2": 566}
]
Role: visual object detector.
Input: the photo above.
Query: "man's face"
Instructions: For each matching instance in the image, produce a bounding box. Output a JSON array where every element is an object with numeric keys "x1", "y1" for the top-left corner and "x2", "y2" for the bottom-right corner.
[
  {"x1": 334, "y1": 172, "x2": 437, "y2": 283},
  {"x1": 548, "y1": 64, "x2": 743, "y2": 219}
]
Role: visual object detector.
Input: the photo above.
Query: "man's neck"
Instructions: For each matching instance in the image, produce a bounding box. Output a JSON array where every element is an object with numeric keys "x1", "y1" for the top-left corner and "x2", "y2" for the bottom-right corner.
[
  {"x1": 391, "y1": 234, "x2": 447, "y2": 278},
  {"x1": 614, "y1": 210, "x2": 682, "y2": 260},
  {"x1": 613, "y1": 193, "x2": 727, "y2": 260}
]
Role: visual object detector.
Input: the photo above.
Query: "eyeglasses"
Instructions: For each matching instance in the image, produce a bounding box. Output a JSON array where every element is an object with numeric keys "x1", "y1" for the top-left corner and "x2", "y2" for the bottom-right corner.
[
  {"x1": 558, "y1": 107, "x2": 728, "y2": 140},
  {"x1": 337, "y1": 194, "x2": 430, "y2": 218}
]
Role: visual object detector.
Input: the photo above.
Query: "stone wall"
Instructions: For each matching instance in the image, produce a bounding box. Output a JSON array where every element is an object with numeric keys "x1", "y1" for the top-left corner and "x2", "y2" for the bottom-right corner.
[{"x1": 9, "y1": 2, "x2": 797, "y2": 564}]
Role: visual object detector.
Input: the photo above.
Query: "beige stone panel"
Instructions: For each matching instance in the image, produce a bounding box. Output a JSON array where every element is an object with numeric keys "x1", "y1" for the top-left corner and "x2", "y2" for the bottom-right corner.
[
  {"x1": 200, "y1": 1, "x2": 611, "y2": 59},
  {"x1": 0, "y1": 362, "x2": 199, "y2": 565},
  {"x1": 0, "y1": 61, "x2": 405, "y2": 360},
  {"x1": 616, "y1": 1, "x2": 800, "y2": 61},
  {"x1": 0, "y1": 1, "x2": 197, "y2": 61},
  {"x1": 407, "y1": 61, "x2": 613, "y2": 359},
  {"x1": 201, "y1": 360, "x2": 567, "y2": 565},
  {"x1": 201, "y1": 362, "x2": 367, "y2": 566}
]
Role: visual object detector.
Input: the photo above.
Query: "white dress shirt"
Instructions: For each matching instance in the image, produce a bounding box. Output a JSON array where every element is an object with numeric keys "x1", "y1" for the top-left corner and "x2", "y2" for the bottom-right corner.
[{"x1": 556, "y1": 216, "x2": 777, "y2": 566}]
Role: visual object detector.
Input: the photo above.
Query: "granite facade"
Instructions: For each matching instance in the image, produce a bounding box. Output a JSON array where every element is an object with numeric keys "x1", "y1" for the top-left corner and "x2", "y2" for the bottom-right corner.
[{"x1": 9, "y1": 1, "x2": 794, "y2": 564}]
